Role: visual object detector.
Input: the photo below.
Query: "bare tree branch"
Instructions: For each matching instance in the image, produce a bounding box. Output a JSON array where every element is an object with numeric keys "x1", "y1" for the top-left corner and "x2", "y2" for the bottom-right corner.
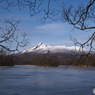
[
  {"x1": 1, "y1": 0, "x2": 95, "y2": 65},
  {"x1": 61, "y1": 0, "x2": 95, "y2": 30},
  {"x1": 0, "y1": 19, "x2": 29, "y2": 52},
  {"x1": 60, "y1": 0, "x2": 95, "y2": 64},
  {"x1": 0, "y1": 0, "x2": 60, "y2": 22}
]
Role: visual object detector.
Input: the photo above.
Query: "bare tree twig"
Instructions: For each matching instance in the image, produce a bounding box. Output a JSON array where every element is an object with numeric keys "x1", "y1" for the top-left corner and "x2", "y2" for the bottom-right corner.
[{"x1": 0, "y1": 19, "x2": 29, "y2": 52}]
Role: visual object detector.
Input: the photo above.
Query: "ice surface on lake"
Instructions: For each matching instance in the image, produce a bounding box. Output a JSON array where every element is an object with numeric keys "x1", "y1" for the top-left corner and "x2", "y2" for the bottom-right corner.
[{"x1": 0, "y1": 65, "x2": 95, "y2": 95}]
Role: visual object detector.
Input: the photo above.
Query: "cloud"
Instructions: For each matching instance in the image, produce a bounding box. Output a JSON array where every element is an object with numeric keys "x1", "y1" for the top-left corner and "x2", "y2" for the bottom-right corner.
[{"x1": 36, "y1": 23, "x2": 67, "y2": 36}]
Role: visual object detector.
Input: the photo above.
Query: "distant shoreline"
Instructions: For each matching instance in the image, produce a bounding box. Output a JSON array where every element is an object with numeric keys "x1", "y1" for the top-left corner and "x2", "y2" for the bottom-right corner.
[{"x1": 0, "y1": 53, "x2": 95, "y2": 67}]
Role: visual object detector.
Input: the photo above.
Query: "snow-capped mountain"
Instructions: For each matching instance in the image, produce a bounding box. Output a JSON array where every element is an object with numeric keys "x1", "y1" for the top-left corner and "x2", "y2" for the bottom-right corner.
[{"x1": 21, "y1": 42, "x2": 88, "y2": 54}]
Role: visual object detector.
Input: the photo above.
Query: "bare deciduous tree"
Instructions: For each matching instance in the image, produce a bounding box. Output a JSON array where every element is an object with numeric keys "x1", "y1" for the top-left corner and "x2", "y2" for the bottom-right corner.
[
  {"x1": 1, "y1": 0, "x2": 95, "y2": 64},
  {"x1": 61, "y1": 0, "x2": 95, "y2": 65},
  {"x1": 1, "y1": 0, "x2": 95, "y2": 51},
  {"x1": 0, "y1": 0, "x2": 60, "y2": 52}
]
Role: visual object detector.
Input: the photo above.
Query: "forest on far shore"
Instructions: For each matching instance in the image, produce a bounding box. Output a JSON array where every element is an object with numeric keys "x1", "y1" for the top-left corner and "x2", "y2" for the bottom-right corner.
[{"x1": 0, "y1": 48, "x2": 95, "y2": 67}]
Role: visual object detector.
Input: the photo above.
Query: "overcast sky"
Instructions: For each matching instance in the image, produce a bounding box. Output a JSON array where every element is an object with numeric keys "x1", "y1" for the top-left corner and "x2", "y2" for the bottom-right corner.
[{"x1": 0, "y1": 0, "x2": 92, "y2": 51}]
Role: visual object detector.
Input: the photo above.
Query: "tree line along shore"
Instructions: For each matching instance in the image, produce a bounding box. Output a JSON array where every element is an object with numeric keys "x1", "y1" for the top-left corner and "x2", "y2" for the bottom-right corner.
[{"x1": 0, "y1": 52, "x2": 95, "y2": 67}]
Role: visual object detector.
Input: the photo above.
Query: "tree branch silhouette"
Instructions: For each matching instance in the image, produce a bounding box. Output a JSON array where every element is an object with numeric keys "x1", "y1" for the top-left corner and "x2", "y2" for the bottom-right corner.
[
  {"x1": 0, "y1": 19, "x2": 29, "y2": 52},
  {"x1": 61, "y1": 0, "x2": 95, "y2": 65},
  {"x1": 0, "y1": 0, "x2": 60, "y2": 22},
  {"x1": 1, "y1": 0, "x2": 95, "y2": 65}
]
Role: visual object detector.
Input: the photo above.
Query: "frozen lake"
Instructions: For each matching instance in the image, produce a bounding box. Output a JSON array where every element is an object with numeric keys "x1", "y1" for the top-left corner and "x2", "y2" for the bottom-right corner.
[{"x1": 0, "y1": 65, "x2": 95, "y2": 95}]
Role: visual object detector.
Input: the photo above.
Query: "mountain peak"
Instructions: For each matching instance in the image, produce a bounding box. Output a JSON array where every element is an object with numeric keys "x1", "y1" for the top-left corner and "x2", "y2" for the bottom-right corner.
[
  {"x1": 32, "y1": 42, "x2": 43, "y2": 50},
  {"x1": 38, "y1": 42, "x2": 43, "y2": 46},
  {"x1": 21, "y1": 42, "x2": 88, "y2": 54}
]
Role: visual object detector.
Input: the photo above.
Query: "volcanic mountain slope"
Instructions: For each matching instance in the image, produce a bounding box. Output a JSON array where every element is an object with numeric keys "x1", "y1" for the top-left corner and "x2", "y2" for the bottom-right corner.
[{"x1": 21, "y1": 42, "x2": 88, "y2": 54}]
